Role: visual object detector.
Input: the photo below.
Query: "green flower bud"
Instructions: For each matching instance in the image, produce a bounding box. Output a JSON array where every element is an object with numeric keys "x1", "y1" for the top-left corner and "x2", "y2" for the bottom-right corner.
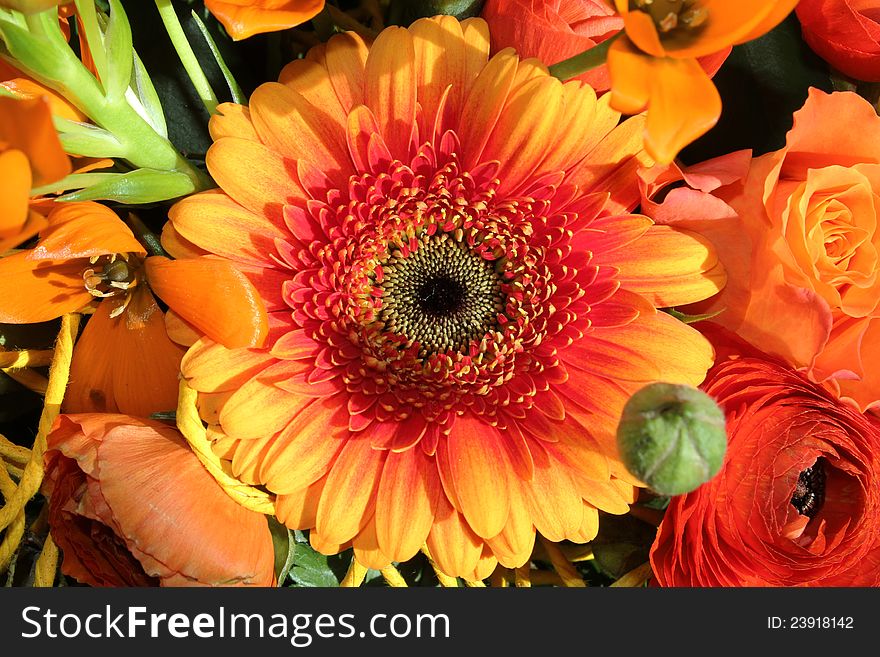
[{"x1": 616, "y1": 382, "x2": 727, "y2": 496}]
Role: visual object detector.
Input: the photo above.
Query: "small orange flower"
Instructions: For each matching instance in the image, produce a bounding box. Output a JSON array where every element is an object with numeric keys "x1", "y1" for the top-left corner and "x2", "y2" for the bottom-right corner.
[
  {"x1": 0, "y1": 202, "x2": 267, "y2": 417},
  {"x1": 205, "y1": 0, "x2": 325, "y2": 40},
  {"x1": 0, "y1": 95, "x2": 71, "y2": 253},
  {"x1": 44, "y1": 414, "x2": 276, "y2": 587},
  {"x1": 607, "y1": 0, "x2": 799, "y2": 164}
]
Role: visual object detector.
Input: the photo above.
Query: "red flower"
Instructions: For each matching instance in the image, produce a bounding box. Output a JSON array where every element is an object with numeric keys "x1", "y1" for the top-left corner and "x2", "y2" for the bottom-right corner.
[
  {"x1": 480, "y1": 0, "x2": 729, "y2": 94},
  {"x1": 43, "y1": 414, "x2": 276, "y2": 587},
  {"x1": 797, "y1": 0, "x2": 880, "y2": 82},
  {"x1": 650, "y1": 328, "x2": 880, "y2": 587},
  {"x1": 481, "y1": 0, "x2": 623, "y2": 91}
]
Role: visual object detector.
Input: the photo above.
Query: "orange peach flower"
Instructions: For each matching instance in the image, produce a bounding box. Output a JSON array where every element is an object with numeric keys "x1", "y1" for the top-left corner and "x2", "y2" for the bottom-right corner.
[
  {"x1": 205, "y1": 0, "x2": 325, "y2": 40},
  {"x1": 607, "y1": 0, "x2": 799, "y2": 164},
  {"x1": 168, "y1": 17, "x2": 725, "y2": 579},
  {"x1": 678, "y1": 90, "x2": 880, "y2": 412},
  {"x1": 0, "y1": 202, "x2": 267, "y2": 416},
  {"x1": 44, "y1": 414, "x2": 276, "y2": 586},
  {"x1": 0, "y1": 95, "x2": 71, "y2": 253}
]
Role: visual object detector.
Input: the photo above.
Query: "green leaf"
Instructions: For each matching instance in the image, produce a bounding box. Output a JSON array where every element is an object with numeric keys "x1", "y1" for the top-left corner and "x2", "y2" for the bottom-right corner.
[
  {"x1": 663, "y1": 307, "x2": 724, "y2": 325},
  {"x1": 267, "y1": 517, "x2": 296, "y2": 586},
  {"x1": 286, "y1": 537, "x2": 350, "y2": 588},
  {"x1": 57, "y1": 168, "x2": 196, "y2": 204},
  {"x1": 54, "y1": 118, "x2": 127, "y2": 158},
  {"x1": 130, "y1": 50, "x2": 168, "y2": 138},
  {"x1": 388, "y1": 0, "x2": 484, "y2": 25},
  {"x1": 0, "y1": 19, "x2": 73, "y2": 82},
  {"x1": 681, "y1": 14, "x2": 834, "y2": 164},
  {"x1": 190, "y1": 10, "x2": 245, "y2": 105},
  {"x1": 104, "y1": 0, "x2": 134, "y2": 101}
]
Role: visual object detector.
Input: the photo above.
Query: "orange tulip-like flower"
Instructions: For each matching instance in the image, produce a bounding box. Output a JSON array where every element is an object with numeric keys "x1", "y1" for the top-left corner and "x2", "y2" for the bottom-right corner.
[
  {"x1": 44, "y1": 414, "x2": 276, "y2": 586},
  {"x1": 607, "y1": 0, "x2": 800, "y2": 164},
  {"x1": 0, "y1": 201, "x2": 267, "y2": 417},
  {"x1": 169, "y1": 17, "x2": 725, "y2": 579},
  {"x1": 205, "y1": 0, "x2": 325, "y2": 40},
  {"x1": 0, "y1": 95, "x2": 71, "y2": 253},
  {"x1": 650, "y1": 328, "x2": 880, "y2": 587}
]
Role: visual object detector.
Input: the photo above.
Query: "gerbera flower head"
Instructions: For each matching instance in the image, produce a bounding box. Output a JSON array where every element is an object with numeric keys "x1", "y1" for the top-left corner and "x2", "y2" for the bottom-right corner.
[{"x1": 171, "y1": 16, "x2": 725, "y2": 579}]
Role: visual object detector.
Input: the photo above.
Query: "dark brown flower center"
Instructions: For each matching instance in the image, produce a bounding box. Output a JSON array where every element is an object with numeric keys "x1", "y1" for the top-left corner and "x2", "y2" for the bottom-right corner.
[
  {"x1": 82, "y1": 254, "x2": 141, "y2": 318},
  {"x1": 378, "y1": 232, "x2": 504, "y2": 355},
  {"x1": 790, "y1": 459, "x2": 826, "y2": 519},
  {"x1": 630, "y1": 0, "x2": 708, "y2": 34}
]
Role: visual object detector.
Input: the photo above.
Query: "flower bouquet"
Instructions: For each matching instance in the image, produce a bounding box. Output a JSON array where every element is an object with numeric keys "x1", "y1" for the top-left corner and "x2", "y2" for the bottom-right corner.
[{"x1": 1, "y1": 0, "x2": 879, "y2": 591}]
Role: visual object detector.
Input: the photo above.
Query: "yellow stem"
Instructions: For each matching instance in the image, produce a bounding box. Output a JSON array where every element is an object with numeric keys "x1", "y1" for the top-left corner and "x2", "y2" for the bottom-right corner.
[
  {"x1": 2, "y1": 368, "x2": 50, "y2": 395},
  {"x1": 610, "y1": 562, "x2": 654, "y2": 588},
  {"x1": 0, "y1": 466, "x2": 25, "y2": 574},
  {"x1": 0, "y1": 350, "x2": 54, "y2": 369},
  {"x1": 340, "y1": 557, "x2": 368, "y2": 587},
  {"x1": 0, "y1": 314, "x2": 79, "y2": 534},
  {"x1": 380, "y1": 565, "x2": 408, "y2": 587},
  {"x1": 514, "y1": 565, "x2": 532, "y2": 587},
  {"x1": 540, "y1": 537, "x2": 587, "y2": 587},
  {"x1": 0, "y1": 435, "x2": 31, "y2": 464},
  {"x1": 421, "y1": 544, "x2": 459, "y2": 587},
  {"x1": 33, "y1": 533, "x2": 59, "y2": 587}
]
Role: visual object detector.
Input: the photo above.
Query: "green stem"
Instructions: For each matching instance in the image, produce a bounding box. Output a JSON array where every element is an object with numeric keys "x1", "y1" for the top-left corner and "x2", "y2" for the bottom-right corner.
[
  {"x1": 190, "y1": 10, "x2": 246, "y2": 105},
  {"x1": 74, "y1": 0, "x2": 109, "y2": 85},
  {"x1": 154, "y1": 0, "x2": 218, "y2": 115},
  {"x1": 548, "y1": 34, "x2": 619, "y2": 82},
  {"x1": 126, "y1": 213, "x2": 168, "y2": 258}
]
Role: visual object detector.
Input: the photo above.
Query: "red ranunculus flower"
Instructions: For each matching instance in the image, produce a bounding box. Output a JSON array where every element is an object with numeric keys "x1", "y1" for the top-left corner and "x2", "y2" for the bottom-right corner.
[
  {"x1": 43, "y1": 414, "x2": 276, "y2": 587},
  {"x1": 797, "y1": 0, "x2": 880, "y2": 82},
  {"x1": 650, "y1": 328, "x2": 880, "y2": 586},
  {"x1": 481, "y1": 0, "x2": 623, "y2": 91}
]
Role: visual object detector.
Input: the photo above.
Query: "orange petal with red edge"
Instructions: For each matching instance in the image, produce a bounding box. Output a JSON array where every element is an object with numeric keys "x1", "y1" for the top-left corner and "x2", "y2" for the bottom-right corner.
[
  {"x1": 315, "y1": 433, "x2": 386, "y2": 545},
  {"x1": 609, "y1": 224, "x2": 726, "y2": 308},
  {"x1": 447, "y1": 415, "x2": 510, "y2": 539},
  {"x1": 374, "y1": 447, "x2": 438, "y2": 562},
  {"x1": 145, "y1": 255, "x2": 269, "y2": 349}
]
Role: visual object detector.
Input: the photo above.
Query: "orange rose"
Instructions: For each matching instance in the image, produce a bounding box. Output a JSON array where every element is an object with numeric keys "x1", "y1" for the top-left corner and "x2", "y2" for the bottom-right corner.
[
  {"x1": 43, "y1": 414, "x2": 276, "y2": 586},
  {"x1": 205, "y1": 0, "x2": 325, "y2": 40},
  {"x1": 675, "y1": 90, "x2": 880, "y2": 411},
  {"x1": 651, "y1": 328, "x2": 880, "y2": 586}
]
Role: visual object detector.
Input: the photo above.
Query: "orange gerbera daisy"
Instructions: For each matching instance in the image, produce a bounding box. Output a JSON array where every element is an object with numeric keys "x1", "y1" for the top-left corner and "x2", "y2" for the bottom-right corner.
[
  {"x1": 607, "y1": 0, "x2": 799, "y2": 164},
  {"x1": 0, "y1": 201, "x2": 266, "y2": 417},
  {"x1": 0, "y1": 95, "x2": 71, "y2": 253},
  {"x1": 169, "y1": 16, "x2": 725, "y2": 579}
]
